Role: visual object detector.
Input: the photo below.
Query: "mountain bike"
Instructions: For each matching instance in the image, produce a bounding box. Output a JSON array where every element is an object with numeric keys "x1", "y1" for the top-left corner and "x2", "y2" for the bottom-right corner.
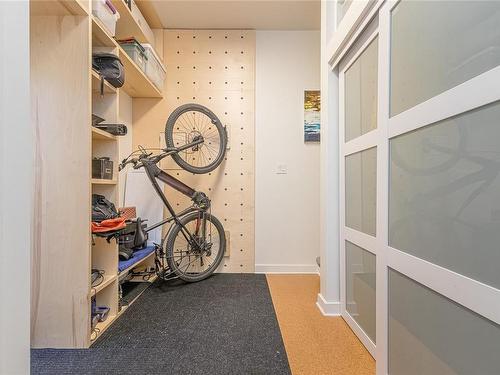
[{"x1": 119, "y1": 104, "x2": 227, "y2": 282}]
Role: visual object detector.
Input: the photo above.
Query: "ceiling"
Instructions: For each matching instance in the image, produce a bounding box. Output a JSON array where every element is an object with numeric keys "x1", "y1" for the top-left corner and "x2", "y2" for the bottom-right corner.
[{"x1": 146, "y1": 0, "x2": 320, "y2": 30}]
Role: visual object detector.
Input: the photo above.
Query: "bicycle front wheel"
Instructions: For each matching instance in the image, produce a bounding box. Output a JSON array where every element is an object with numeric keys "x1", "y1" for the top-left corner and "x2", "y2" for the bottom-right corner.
[
  {"x1": 165, "y1": 104, "x2": 227, "y2": 174},
  {"x1": 165, "y1": 212, "x2": 226, "y2": 282}
]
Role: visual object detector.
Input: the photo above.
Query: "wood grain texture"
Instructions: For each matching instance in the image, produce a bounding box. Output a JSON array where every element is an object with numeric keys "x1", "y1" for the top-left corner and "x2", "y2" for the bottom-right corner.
[
  {"x1": 267, "y1": 274, "x2": 375, "y2": 375},
  {"x1": 30, "y1": 15, "x2": 91, "y2": 348},
  {"x1": 133, "y1": 29, "x2": 255, "y2": 272}
]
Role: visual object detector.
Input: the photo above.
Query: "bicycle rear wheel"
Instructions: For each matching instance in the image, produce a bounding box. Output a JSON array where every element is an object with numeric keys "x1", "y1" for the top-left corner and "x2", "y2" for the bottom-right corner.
[
  {"x1": 165, "y1": 212, "x2": 225, "y2": 282},
  {"x1": 165, "y1": 104, "x2": 227, "y2": 174}
]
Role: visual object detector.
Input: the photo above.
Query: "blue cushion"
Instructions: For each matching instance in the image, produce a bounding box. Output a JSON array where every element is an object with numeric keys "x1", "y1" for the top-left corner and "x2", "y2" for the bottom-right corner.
[{"x1": 118, "y1": 245, "x2": 155, "y2": 273}]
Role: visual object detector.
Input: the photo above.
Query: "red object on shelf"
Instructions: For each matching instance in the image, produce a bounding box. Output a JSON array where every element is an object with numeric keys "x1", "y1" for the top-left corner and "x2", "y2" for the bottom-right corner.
[{"x1": 91, "y1": 217, "x2": 126, "y2": 233}]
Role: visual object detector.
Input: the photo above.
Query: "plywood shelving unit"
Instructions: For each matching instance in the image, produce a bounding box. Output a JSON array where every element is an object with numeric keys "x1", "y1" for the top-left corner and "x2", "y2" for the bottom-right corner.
[{"x1": 30, "y1": 0, "x2": 164, "y2": 348}]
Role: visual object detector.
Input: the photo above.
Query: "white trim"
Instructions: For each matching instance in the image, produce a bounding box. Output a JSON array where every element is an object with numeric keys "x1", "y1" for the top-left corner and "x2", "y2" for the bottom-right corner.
[
  {"x1": 375, "y1": 3, "x2": 392, "y2": 373},
  {"x1": 328, "y1": 0, "x2": 383, "y2": 68},
  {"x1": 344, "y1": 129, "x2": 379, "y2": 156},
  {"x1": 387, "y1": 247, "x2": 500, "y2": 326},
  {"x1": 343, "y1": 311, "x2": 376, "y2": 358},
  {"x1": 388, "y1": 66, "x2": 500, "y2": 139},
  {"x1": 255, "y1": 264, "x2": 319, "y2": 274},
  {"x1": 344, "y1": 227, "x2": 377, "y2": 255},
  {"x1": 316, "y1": 293, "x2": 341, "y2": 316}
]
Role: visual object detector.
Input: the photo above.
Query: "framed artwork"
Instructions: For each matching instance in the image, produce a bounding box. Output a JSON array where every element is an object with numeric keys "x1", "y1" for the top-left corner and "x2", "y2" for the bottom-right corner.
[{"x1": 304, "y1": 90, "x2": 320, "y2": 142}]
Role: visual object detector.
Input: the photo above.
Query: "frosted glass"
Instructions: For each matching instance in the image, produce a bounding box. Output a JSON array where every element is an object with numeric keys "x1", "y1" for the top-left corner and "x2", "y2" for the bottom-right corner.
[
  {"x1": 346, "y1": 241, "x2": 376, "y2": 343},
  {"x1": 390, "y1": 1, "x2": 500, "y2": 116},
  {"x1": 389, "y1": 270, "x2": 500, "y2": 375},
  {"x1": 345, "y1": 147, "x2": 376, "y2": 236},
  {"x1": 345, "y1": 38, "x2": 378, "y2": 141},
  {"x1": 389, "y1": 101, "x2": 500, "y2": 289}
]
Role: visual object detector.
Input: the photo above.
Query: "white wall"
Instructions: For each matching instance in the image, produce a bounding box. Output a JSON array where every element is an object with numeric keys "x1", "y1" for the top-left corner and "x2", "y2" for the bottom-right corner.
[
  {"x1": 255, "y1": 31, "x2": 321, "y2": 273},
  {"x1": 0, "y1": 1, "x2": 31, "y2": 373},
  {"x1": 118, "y1": 91, "x2": 133, "y2": 206}
]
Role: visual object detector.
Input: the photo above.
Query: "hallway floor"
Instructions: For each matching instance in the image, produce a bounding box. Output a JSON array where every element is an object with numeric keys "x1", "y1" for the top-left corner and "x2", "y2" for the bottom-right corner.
[
  {"x1": 267, "y1": 274, "x2": 375, "y2": 375},
  {"x1": 32, "y1": 274, "x2": 374, "y2": 375}
]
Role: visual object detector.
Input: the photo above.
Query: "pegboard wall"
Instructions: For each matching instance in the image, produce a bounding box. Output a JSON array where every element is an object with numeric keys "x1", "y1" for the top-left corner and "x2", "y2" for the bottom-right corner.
[{"x1": 133, "y1": 29, "x2": 255, "y2": 273}]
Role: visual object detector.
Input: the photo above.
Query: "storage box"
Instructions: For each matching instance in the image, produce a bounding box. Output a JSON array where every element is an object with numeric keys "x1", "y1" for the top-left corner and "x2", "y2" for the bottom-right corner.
[
  {"x1": 143, "y1": 44, "x2": 166, "y2": 90},
  {"x1": 92, "y1": 157, "x2": 114, "y2": 180},
  {"x1": 130, "y1": 0, "x2": 155, "y2": 45},
  {"x1": 120, "y1": 42, "x2": 147, "y2": 72},
  {"x1": 92, "y1": 0, "x2": 120, "y2": 37}
]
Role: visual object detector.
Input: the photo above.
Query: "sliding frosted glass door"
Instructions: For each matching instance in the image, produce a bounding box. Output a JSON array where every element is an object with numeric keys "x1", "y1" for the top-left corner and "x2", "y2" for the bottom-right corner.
[
  {"x1": 339, "y1": 27, "x2": 379, "y2": 356},
  {"x1": 335, "y1": 1, "x2": 500, "y2": 372}
]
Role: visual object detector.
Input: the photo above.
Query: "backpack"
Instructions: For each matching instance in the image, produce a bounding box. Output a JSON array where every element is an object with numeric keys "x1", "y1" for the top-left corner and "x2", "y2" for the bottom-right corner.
[
  {"x1": 92, "y1": 194, "x2": 119, "y2": 222},
  {"x1": 92, "y1": 53, "x2": 125, "y2": 94}
]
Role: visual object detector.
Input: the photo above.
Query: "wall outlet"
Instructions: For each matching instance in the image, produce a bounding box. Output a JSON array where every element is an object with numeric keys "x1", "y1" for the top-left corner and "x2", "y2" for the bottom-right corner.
[{"x1": 276, "y1": 164, "x2": 288, "y2": 174}]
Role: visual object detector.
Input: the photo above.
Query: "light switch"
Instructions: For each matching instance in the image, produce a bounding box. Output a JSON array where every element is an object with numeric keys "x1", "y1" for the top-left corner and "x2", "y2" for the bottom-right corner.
[{"x1": 276, "y1": 164, "x2": 288, "y2": 174}]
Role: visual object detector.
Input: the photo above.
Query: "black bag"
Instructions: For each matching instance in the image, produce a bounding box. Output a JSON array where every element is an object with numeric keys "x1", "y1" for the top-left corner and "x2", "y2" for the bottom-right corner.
[
  {"x1": 92, "y1": 194, "x2": 119, "y2": 222},
  {"x1": 92, "y1": 53, "x2": 125, "y2": 94},
  {"x1": 118, "y1": 218, "x2": 148, "y2": 260}
]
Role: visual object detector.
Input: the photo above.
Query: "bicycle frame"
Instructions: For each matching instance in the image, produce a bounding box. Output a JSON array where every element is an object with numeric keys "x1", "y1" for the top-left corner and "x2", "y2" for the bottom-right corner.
[{"x1": 137, "y1": 146, "x2": 209, "y2": 247}]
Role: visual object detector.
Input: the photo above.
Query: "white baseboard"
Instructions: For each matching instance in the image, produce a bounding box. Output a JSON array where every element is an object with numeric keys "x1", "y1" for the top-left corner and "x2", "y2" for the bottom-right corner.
[
  {"x1": 255, "y1": 264, "x2": 319, "y2": 274},
  {"x1": 316, "y1": 293, "x2": 341, "y2": 316}
]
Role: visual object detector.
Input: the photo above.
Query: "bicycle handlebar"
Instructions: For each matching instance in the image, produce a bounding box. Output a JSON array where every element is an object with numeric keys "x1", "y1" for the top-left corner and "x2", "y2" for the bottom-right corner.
[{"x1": 118, "y1": 149, "x2": 169, "y2": 171}]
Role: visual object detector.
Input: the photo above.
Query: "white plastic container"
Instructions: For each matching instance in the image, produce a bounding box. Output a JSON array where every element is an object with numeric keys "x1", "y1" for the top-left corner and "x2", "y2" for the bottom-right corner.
[
  {"x1": 143, "y1": 44, "x2": 166, "y2": 90},
  {"x1": 130, "y1": 0, "x2": 155, "y2": 45},
  {"x1": 92, "y1": 0, "x2": 120, "y2": 37}
]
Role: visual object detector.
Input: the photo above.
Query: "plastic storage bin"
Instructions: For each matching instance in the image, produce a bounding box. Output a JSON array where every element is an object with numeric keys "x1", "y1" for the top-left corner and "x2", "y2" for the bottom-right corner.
[
  {"x1": 143, "y1": 44, "x2": 166, "y2": 90},
  {"x1": 120, "y1": 42, "x2": 147, "y2": 73},
  {"x1": 92, "y1": 0, "x2": 120, "y2": 37},
  {"x1": 130, "y1": 0, "x2": 155, "y2": 45}
]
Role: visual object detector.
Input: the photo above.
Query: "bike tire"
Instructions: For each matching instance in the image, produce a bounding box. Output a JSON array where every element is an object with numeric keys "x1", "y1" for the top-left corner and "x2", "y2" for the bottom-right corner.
[
  {"x1": 165, "y1": 103, "x2": 227, "y2": 174},
  {"x1": 165, "y1": 212, "x2": 226, "y2": 282}
]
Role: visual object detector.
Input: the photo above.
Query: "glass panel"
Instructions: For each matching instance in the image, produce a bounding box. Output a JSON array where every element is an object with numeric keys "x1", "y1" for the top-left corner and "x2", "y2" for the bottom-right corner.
[
  {"x1": 389, "y1": 101, "x2": 500, "y2": 289},
  {"x1": 346, "y1": 147, "x2": 376, "y2": 236},
  {"x1": 390, "y1": 1, "x2": 500, "y2": 116},
  {"x1": 346, "y1": 241, "x2": 376, "y2": 343},
  {"x1": 389, "y1": 270, "x2": 500, "y2": 375},
  {"x1": 345, "y1": 37, "x2": 378, "y2": 141}
]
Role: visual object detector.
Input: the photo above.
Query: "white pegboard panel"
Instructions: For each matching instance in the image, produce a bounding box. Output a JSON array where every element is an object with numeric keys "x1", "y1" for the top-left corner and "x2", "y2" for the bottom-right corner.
[{"x1": 133, "y1": 29, "x2": 255, "y2": 273}]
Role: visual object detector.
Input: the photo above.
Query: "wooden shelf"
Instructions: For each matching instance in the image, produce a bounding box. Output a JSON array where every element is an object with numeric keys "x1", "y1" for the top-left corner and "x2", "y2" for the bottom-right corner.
[
  {"x1": 91, "y1": 16, "x2": 118, "y2": 48},
  {"x1": 111, "y1": 0, "x2": 153, "y2": 44},
  {"x1": 118, "y1": 46, "x2": 162, "y2": 98},
  {"x1": 31, "y1": 0, "x2": 88, "y2": 16},
  {"x1": 92, "y1": 70, "x2": 117, "y2": 94},
  {"x1": 118, "y1": 250, "x2": 156, "y2": 276},
  {"x1": 92, "y1": 127, "x2": 117, "y2": 141},
  {"x1": 91, "y1": 274, "x2": 117, "y2": 297},
  {"x1": 91, "y1": 178, "x2": 117, "y2": 185},
  {"x1": 91, "y1": 314, "x2": 117, "y2": 343}
]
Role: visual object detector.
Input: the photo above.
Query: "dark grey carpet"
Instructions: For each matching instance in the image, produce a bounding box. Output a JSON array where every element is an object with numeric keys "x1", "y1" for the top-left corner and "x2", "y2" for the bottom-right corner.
[{"x1": 31, "y1": 274, "x2": 291, "y2": 375}]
